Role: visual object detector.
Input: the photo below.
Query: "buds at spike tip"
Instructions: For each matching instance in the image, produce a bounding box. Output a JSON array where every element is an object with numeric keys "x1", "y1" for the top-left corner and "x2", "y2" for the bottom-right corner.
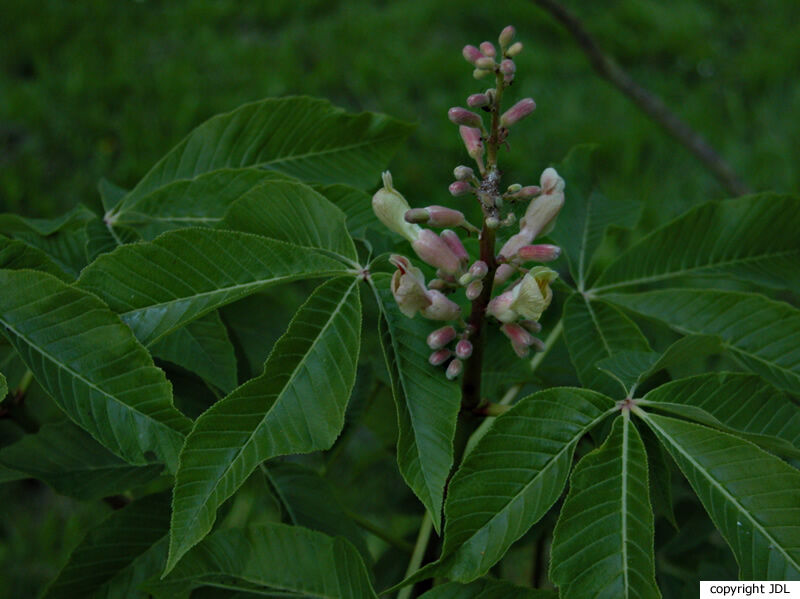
[
  {"x1": 462, "y1": 45, "x2": 483, "y2": 64},
  {"x1": 475, "y1": 56, "x2": 495, "y2": 70},
  {"x1": 429, "y1": 348, "x2": 452, "y2": 366},
  {"x1": 449, "y1": 181, "x2": 472, "y2": 196},
  {"x1": 467, "y1": 93, "x2": 490, "y2": 108},
  {"x1": 506, "y1": 41, "x2": 523, "y2": 57},
  {"x1": 499, "y1": 59, "x2": 516, "y2": 77},
  {"x1": 453, "y1": 165, "x2": 475, "y2": 181},
  {"x1": 500, "y1": 98, "x2": 536, "y2": 127},
  {"x1": 412, "y1": 229, "x2": 462, "y2": 275},
  {"x1": 440, "y1": 229, "x2": 470, "y2": 264},
  {"x1": 427, "y1": 325, "x2": 457, "y2": 350},
  {"x1": 372, "y1": 171, "x2": 422, "y2": 243},
  {"x1": 518, "y1": 244, "x2": 561, "y2": 262},
  {"x1": 479, "y1": 41, "x2": 496, "y2": 57},
  {"x1": 448, "y1": 107, "x2": 483, "y2": 128},
  {"x1": 455, "y1": 339, "x2": 473, "y2": 359},
  {"x1": 499, "y1": 25, "x2": 516, "y2": 48},
  {"x1": 473, "y1": 68, "x2": 492, "y2": 80},
  {"x1": 469, "y1": 260, "x2": 488, "y2": 279},
  {"x1": 446, "y1": 358, "x2": 463, "y2": 380},
  {"x1": 466, "y1": 279, "x2": 483, "y2": 300}
]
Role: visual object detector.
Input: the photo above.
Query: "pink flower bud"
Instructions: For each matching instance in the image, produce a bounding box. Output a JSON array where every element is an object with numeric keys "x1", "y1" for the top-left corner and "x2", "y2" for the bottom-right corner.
[
  {"x1": 499, "y1": 59, "x2": 516, "y2": 76},
  {"x1": 475, "y1": 56, "x2": 495, "y2": 70},
  {"x1": 455, "y1": 339, "x2": 473, "y2": 359},
  {"x1": 500, "y1": 98, "x2": 535, "y2": 127},
  {"x1": 448, "y1": 107, "x2": 483, "y2": 128},
  {"x1": 466, "y1": 279, "x2": 483, "y2": 300},
  {"x1": 424, "y1": 205, "x2": 467, "y2": 227},
  {"x1": 404, "y1": 208, "x2": 430, "y2": 224},
  {"x1": 440, "y1": 229, "x2": 470, "y2": 264},
  {"x1": 429, "y1": 348, "x2": 452, "y2": 366},
  {"x1": 499, "y1": 25, "x2": 516, "y2": 48},
  {"x1": 498, "y1": 230, "x2": 533, "y2": 260},
  {"x1": 494, "y1": 263, "x2": 514, "y2": 284},
  {"x1": 518, "y1": 244, "x2": 561, "y2": 262},
  {"x1": 459, "y1": 126, "x2": 484, "y2": 160},
  {"x1": 501, "y1": 323, "x2": 534, "y2": 347},
  {"x1": 510, "y1": 340, "x2": 529, "y2": 358},
  {"x1": 422, "y1": 290, "x2": 461, "y2": 321},
  {"x1": 467, "y1": 93, "x2": 490, "y2": 108},
  {"x1": 504, "y1": 71, "x2": 515, "y2": 85},
  {"x1": 517, "y1": 185, "x2": 541, "y2": 198},
  {"x1": 469, "y1": 260, "x2": 488, "y2": 279},
  {"x1": 506, "y1": 42, "x2": 523, "y2": 57},
  {"x1": 453, "y1": 165, "x2": 474, "y2": 181},
  {"x1": 530, "y1": 337, "x2": 546, "y2": 352},
  {"x1": 520, "y1": 319, "x2": 543, "y2": 334},
  {"x1": 412, "y1": 229, "x2": 462, "y2": 274},
  {"x1": 427, "y1": 325, "x2": 457, "y2": 350},
  {"x1": 487, "y1": 289, "x2": 515, "y2": 322},
  {"x1": 446, "y1": 358, "x2": 463, "y2": 380},
  {"x1": 462, "y1": 45, "x2": 483, "y2": 64},
  {"x1": 479, "y1": 41, "x2": 496, "y2": 57},
  {"x1": 449, "y1": 181, "x2": 473, "y2": 196}
]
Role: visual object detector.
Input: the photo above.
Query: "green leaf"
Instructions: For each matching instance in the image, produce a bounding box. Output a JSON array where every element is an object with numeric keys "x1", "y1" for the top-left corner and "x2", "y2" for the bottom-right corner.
[
  {"x1": 150, "y1": 311, "x2": 238, "y2": 394},
  {"x1": 98, "y1": 177, "x2": 129, "y2": 213},
  {"x1": 596, "y1": 350, "x2": 660, "y2": 395},
  {"x1": 593, "y1": 193, "x2": 800, "y2": 293},
  {"x1": 153, "y1": 524, "x2": 377, "y2": 599},
  {"x1": 42, "y1": 492, "x2": 170, "y2": 599},
  {"x1": 311, "y1": 183, "x2": 381, "y2": 239},
  {"x1": 76, "y1": 228, "x2": 350, "y2": 347},
  {"x1": 0, "y1": 420, "x2": 163, "y2": 500},
  {"x1": 0, "y1": 204, "x2": 94, "y2": 236},
  {"x1": 551, "y1": 414, "x2": 660, "y2": 599},
  {"x1": 0, "y1": 235, "x2": 71, "y2": 280},
  {"x1": 111, "y1": 168, "x2": 291, "y2": 239},
  {"x1": 167, "y1": 277, "x2": 361, "y2": 573},
  {"x1": 563, "y1": 294, "x2": 651, "y2": 398},
  {"x1": 639, "y1": 373, "x2": 800, "y2": 458},
  {"x1": 85, "y1": 216, "x2": 141, "y2": 262},
  {"x1": 639, "y1": 412, "x2": 800, "y2": 579},
  {"x1": 111, "y1": 96, "x2": 414, "y2": 220},
  {"x1": 265, "y1": 461, "x2": 369, "y2": 562},
  {"x1": 418, "y1": 579, "x2": 557, "y2": 598},
  {"x1": 605, "y1": 289, "x2": 800, "y2": 395},
  {"x1": 549, "y1": 145, "x2": 640, "y2": 289},
  {"x1": 0, "y1": 270, "x2": 190, "y2": 470},
  {"x1": 0, "y1": 371, "x2": 5, "y2": 398},
  {"x1": 428, "y1": 388, "x2": 616, "y2": 582},
  {"x1": 372, "y1": 274, "x2": 460, "y2": 532},
  {"x1": 221, "y1": 180, "x2": 357, "y2": 262}
]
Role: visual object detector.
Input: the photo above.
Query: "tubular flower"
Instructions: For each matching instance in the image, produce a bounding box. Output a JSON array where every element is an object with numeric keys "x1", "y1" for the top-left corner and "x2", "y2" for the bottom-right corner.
[
  {"x1": 487, "y1": 266, "x2": 558, "y2": 323},
  {"x1": 389, "y1": 255, "x2": 461, "y2": 321},
  {"x1": 372, "y1": 171, "x2": 422, "y2": 243}
]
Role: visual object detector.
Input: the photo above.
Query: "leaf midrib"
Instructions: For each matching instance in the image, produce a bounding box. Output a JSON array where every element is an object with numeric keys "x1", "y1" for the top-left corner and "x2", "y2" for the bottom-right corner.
[
  {"x1": 643, "y1": 413, "x2": 800, "y2": 574},
  {"x1": 173, "y1": 279, "x2": 357, "y2": 554}
]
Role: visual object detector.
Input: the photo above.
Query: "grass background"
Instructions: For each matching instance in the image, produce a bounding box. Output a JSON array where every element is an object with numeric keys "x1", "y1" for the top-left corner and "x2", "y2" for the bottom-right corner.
[{"x1": 1, "y1": 0, "x2": 798, "y2": 595}]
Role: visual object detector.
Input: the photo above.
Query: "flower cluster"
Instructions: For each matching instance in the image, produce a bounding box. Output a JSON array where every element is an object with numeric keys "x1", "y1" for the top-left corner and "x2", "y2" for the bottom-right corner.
[{"x1": 372, "y1": 26, "x2": 565, "y2": 380}]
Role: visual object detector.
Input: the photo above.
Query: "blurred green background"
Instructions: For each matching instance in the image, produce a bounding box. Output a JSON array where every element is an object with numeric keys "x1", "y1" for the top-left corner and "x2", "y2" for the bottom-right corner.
[{"x1": 1, "y1": 0, "x2": 798, "y2": 595}]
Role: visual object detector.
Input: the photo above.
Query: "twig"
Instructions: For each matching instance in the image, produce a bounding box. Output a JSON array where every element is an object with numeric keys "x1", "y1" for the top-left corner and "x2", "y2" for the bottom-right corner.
[
  {"x1": 531, "y1": 0, "x2": 751, "y2": 197},
  {"x1": 397, "y1": 511, "x2": 433, "y2": 599}
]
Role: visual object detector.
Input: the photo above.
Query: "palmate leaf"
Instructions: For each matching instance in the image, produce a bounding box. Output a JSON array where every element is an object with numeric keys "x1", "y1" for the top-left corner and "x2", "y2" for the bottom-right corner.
[
  {"x1": 592, "y1": 193, "x2": 800, "y2": 293},
  {"x1": 221, "y1": 180, "x2": 358, "y2": 262},
  {"x1": 551, "y1": 413, "x2": 660, "y2": 599},
  {"x1": 562, "y1": 294, "x2": 651, "y2": 398},
  {"x1": 405, "y1": 389, "x2": 616, "y2": 584},
  {"x1": 639, "y1": 373, "x2": 800, "y2": 458},
  {"x1": 110, "y1": 168, "x2": 292, "y2": 239},
  {"x1": 152, "y1": 524, "x2": 377, "y2": 599},
  {"x1": 605, "y1": 289, "x2": 800, "y2": 395},
  {"x1": 0, "y1": 270, "x2": 190, "y2": 471},
  {"x1": 76, "y1": 228, "x2": 350, "y2": 347},
  {"x1": 265, "y1": 461, "x2": 369, "y2": 562},
  {"x1": 372, "y1": 274, "x2": 461, "y2": 532},
  {"x1": 549, "y1": 145, "x2": 641, "y2": 289},
  {"x1": 166, "y1": 277, "x2": 361, "y2": 573},
  {"x1": 418, "y1": 579, "x2": 557, "y2": 598},
  {"x1": 42, "y1": 493, "x2": 170, "y2": 599},
  {"x1": 0, "y1": 420, "x2": 163, "y2": 500},
  {"x1": 639, "y1": 412, "x2": 800, "y2": 579},
  {"x1": 109, "y1": 96, "x2": 414, "y2": 221},
  {"x1": 150, "y1": 311, "x2": 238, "y2": 394}
]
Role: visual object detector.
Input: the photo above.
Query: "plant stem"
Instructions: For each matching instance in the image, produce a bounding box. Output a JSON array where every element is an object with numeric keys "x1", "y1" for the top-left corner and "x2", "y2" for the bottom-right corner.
[
  {"x1": 397, "y1": 511, "x2": 433, "y2": 599},
  {"x1": 529, "y1": 319, "x2": 563, "y2": 372}
]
